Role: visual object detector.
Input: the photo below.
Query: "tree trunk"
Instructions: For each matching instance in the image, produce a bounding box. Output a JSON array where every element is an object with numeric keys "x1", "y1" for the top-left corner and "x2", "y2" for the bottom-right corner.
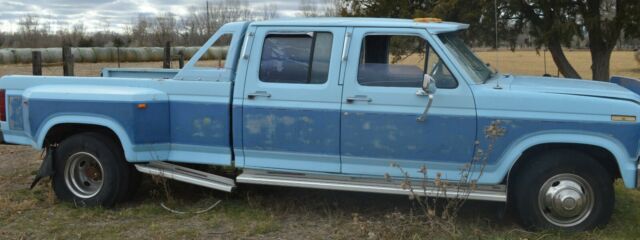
[
  {"x1": 590, "y1": 47, "x2": 612, "y2": 81},
  {"x1": 547, "y1": 40, "x2": 582, "y2": 79}
]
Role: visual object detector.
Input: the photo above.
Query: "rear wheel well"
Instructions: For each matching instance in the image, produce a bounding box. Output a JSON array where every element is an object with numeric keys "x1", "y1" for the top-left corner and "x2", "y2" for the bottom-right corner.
[
  {"x1": 44, "y1": 124, "x2": 123, "y2": 153},
  {"x1": 507, "y1": 143, "x2": 621, "y2": 185}
]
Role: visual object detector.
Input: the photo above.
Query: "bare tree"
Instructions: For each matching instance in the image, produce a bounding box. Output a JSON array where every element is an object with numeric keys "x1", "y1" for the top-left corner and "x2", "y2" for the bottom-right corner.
[
  {"x1": 261, "y1": 4, "x2": 279, "y2": 20},
  {"x1": 0, "y1": 0, "x2": 267, "y2": 48},
  {"x1": 153, "y1": 12, "x2": 178, "y2": 45},
  {"x1": 127, "y1": 15, "x2": 151, "y2": 46},
  {"x1": 17, "y1": 15, "x2": 42, "y2": 46},
  {"x1": 298, "y1": 0, "x2": 320, "y2": 17},
  {"x1": 323, "y1": 0, "x2": 343, "y2": 17}
]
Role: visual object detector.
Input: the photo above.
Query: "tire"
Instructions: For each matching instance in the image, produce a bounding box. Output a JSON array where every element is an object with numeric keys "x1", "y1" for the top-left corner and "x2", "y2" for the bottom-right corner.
[
  {"x1": 52, "y1": 132, "x2": 138, "y2": 207},
  {"x1": 512, "y1": 149, "x2": 614, "y2": 231}
]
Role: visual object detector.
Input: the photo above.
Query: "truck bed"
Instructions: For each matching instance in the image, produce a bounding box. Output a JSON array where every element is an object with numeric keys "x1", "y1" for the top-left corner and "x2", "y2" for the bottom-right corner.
[{"x1": 101, "y1": 68, "x2": 180, "y2": 79}]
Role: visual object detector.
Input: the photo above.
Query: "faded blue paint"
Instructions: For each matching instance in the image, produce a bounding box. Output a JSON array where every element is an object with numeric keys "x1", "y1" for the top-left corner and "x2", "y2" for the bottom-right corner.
[
  {"x1": 28, "y1": 99, "x2": 170, "y2": 144},
  {"x1": 611, "y1": 76, "x2": 640, "y2": 97},
  {"x1": 170, "y1": 101, "x2": 229, "y2": 148},
  {"x1": 472, "y1": 75, "x2": 640, "y2": 188},
  {"x1": 478, "y1": 117, "x2": 640, "y2": 163},
  {"x1": 8, "y1": 95, "x2": 24, "y2": 131},
  {"x1": 341, "y1": 112, "x2": 476, "y2": 162},
  {"x1": 242, "y1": 106, "x2": 340, "y2": 155},
  {"x1": 27, "y1": 99, "x2": 235, "y2": 152}
]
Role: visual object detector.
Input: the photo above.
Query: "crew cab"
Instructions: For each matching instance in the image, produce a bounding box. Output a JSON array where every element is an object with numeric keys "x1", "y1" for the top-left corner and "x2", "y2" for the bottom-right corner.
[{"x1": 1, "y1": 18, "x2": 640, "y2": 231}]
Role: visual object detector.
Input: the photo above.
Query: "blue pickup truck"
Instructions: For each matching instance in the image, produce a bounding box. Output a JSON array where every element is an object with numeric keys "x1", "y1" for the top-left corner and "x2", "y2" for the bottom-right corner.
[{"x1": 1, "y1": 18, "x2": 639, "y2": 231}]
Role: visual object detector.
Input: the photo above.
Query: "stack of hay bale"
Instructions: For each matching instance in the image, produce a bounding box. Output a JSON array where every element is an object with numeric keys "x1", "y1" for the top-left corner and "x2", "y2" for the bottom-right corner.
[
  {"x1": 0, "y1": 49, "x2": 15, "y2": 64},
  {"x1": 0, "y1": 46, "x2": 230, "y2": 64}
]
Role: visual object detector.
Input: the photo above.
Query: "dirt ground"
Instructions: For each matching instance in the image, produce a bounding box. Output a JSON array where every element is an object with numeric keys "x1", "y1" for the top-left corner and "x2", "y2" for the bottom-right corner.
[{"x1": 1, "y1": 51, "x2": 640, "y2": 239}]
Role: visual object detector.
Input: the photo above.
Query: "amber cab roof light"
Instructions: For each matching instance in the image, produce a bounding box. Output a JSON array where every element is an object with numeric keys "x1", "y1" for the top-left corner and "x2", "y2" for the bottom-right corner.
[{"x1": 414, "y1": 18, "x2": 443, "y2": 23}]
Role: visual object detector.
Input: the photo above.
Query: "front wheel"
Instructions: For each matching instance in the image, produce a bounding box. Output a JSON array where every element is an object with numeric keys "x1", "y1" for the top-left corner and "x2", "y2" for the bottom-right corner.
[
  {"x1": 512, "y1": 150, "x2": 614, "y2": 231},
  {"x1": 52, "y1": 132, "x2": 137, "y2": 207}
]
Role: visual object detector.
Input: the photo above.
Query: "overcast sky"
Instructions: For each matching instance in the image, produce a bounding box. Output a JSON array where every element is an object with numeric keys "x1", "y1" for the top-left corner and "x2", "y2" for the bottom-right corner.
[{"x1": 0, "y1": 0, "x2": 312, "y2": 33}]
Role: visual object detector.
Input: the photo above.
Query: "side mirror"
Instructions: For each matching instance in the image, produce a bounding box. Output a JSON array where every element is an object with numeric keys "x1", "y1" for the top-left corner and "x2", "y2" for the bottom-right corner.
[
  {"x1": 422, "y1": 74, "x2": 437, "y2": 94},
  {"x1": 417, "y1": 74, "x2": 436, "y2": 122}
]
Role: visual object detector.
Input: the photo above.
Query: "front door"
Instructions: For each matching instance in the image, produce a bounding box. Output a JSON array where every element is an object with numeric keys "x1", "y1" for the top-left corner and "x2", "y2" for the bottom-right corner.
[
  {"x1": 340, "y1": 27, "x2": 477, "y2": 179},
  {"x1": 241, "y1": 26, "x2": 346, "y2": 173}
]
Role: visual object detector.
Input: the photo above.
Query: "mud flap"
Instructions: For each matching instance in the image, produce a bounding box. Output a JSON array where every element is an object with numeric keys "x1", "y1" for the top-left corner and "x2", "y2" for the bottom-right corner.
[{"x1": 30, "y1": 147, "x2": 55, "y2": 189}]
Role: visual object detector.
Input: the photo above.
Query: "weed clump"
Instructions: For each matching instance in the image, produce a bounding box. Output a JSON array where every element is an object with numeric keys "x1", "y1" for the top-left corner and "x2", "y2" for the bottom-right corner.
[{"x1": 357, "y1": 120, "x2": 506, "y2": 238}]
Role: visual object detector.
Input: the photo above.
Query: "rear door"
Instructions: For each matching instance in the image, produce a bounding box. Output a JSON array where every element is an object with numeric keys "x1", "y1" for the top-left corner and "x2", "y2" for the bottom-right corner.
[
  {"x1": 241, "y1": 26, "x2": 346, "y2": 172},
  {"x1": 340, "y1": 27, "x2": 477, "y2": 178}
]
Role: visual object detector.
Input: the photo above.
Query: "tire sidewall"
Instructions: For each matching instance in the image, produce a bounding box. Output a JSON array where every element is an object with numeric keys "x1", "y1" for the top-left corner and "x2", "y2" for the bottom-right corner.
[
  {"x1": 514, "y1": 150, "x2": 614, "y2": 231},
  {"x1": 52, "y1": 133, "x2": 123, "y2": 207}
]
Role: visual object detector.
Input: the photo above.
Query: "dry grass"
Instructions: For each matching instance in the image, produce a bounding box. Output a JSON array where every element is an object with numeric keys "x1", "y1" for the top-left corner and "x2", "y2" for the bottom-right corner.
[{"x1": 476, "y1": 50, "x2": 640, "y2": 79}]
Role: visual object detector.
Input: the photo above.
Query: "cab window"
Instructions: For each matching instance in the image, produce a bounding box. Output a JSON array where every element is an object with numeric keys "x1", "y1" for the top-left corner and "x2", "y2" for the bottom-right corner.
[
  {"x1": 357, "y1": 34, "x2": 457, "y2": 89},
  {"x1": 259, "y1": 32, "x2": 333, "y2": 84}
]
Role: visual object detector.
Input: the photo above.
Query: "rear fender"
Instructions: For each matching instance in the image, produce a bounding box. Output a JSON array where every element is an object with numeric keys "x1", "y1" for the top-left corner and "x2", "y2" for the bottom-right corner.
[{"x1": 35, "y1": 115, "x2": 136, "y2": 161}]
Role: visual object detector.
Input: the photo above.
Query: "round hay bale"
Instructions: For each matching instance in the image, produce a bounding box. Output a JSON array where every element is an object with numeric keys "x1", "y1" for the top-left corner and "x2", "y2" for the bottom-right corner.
[
  {"x1": 111, "y1": 48, "x2": 122, "y2": 62},
  {"x1": 78, "y1": 48, "x2": 96, "y2": 63},
  {"x1": 146, "y1": 47, "x2": 164, "y2": 61},
  {"x1": 171, "y1": 47, "x2": 185, "y2": 59},
  {"x1": 70, "y1": 48, "x2": 82, "y2": 62},
  {"x1": 0, "y1": 49, "x2": 15, "y2": 64},
  {"x1": 43, "y1": 48, "x2": 62, "y2": 63},
  {"x1": 122, "y1": 48, "x2": 150, "y2": 62},
  {"x1": 183, "y1": 47, "x2": 199, "y2": 60},
  {"x1": 13, "y1": 48, "x2": 33, "y2": 64},
  {"x1": 94, "y1": 47, "x2": 114, "y2": 62},
  {"x1": 207, "y1": 46, "x2": 228, "y2": 60}
]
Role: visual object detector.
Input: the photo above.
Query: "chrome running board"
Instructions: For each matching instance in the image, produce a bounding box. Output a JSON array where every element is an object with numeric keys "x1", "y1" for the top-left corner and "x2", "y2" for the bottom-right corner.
[
  {"x1": 135, "y1": 161, "x2": 235, "y2": 192},
  {"x1": 237, "y1": 170, "x2": 506, "y2": 202}
]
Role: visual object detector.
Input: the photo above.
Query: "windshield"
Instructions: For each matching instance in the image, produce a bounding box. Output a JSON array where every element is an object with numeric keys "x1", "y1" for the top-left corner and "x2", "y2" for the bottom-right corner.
[{"x1": 438, "y1": 32, "x2": 494, "y2": 84}]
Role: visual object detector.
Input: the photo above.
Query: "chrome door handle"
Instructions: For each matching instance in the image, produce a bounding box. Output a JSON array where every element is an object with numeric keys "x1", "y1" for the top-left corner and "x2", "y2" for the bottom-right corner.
[
  {"x1": 247, "y1": 91, "x2": 271, "y2": 99},
  {"x1": 346, "y1": 95, "x2": 372, "y2": 103}
]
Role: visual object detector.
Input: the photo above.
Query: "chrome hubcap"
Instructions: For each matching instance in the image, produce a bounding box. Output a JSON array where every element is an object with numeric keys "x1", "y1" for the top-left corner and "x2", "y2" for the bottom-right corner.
[
  {"x1": 538, "y1": 173, "x2": 593, "y2": 227},
  {"x1": 64, "y1": 152, "x2": 104, "y2": 198}
]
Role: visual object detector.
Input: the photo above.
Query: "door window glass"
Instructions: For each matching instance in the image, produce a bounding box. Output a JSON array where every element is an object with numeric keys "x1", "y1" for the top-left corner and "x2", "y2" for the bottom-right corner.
[
  {"x1": 357, "y1": 35, "x2": 457, "y2": 88},
  {"x1": 259, "y1": 32, "x2": 333, "y2": 84}
]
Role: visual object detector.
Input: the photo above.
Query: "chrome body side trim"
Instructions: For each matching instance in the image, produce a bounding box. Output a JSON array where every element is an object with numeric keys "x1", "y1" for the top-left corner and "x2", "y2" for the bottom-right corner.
[
  {"x1": 135, "y1": 162, "x2": 235, "y2": 192},
  {"x1": 236, "y1": 170, "x2": 506, "y2": 202}
]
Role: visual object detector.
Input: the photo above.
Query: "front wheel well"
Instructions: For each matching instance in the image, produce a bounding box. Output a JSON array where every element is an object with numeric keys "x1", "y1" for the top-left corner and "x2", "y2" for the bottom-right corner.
[
  {"x1": 43, "y1": 123, "x2": 123, "y2": 152},
  {"x1": 507, "y1": 143, "x2": 621, "y2": 185}
]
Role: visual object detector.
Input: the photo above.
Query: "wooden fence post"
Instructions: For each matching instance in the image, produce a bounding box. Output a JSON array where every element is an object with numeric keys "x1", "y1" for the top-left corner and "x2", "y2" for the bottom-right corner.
[
  {"x1": 178, "y1": 50, "x2": 185, "y2": 69},
  {"x1": 32, "y1": 51, "x2": 42, "y2": 76},
  {"x1": 163, "y1": 41, "x2": 171, "y2": 69},
  {"x1": 62, "y1": 45, "x2": 74, "y2": 76}
]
